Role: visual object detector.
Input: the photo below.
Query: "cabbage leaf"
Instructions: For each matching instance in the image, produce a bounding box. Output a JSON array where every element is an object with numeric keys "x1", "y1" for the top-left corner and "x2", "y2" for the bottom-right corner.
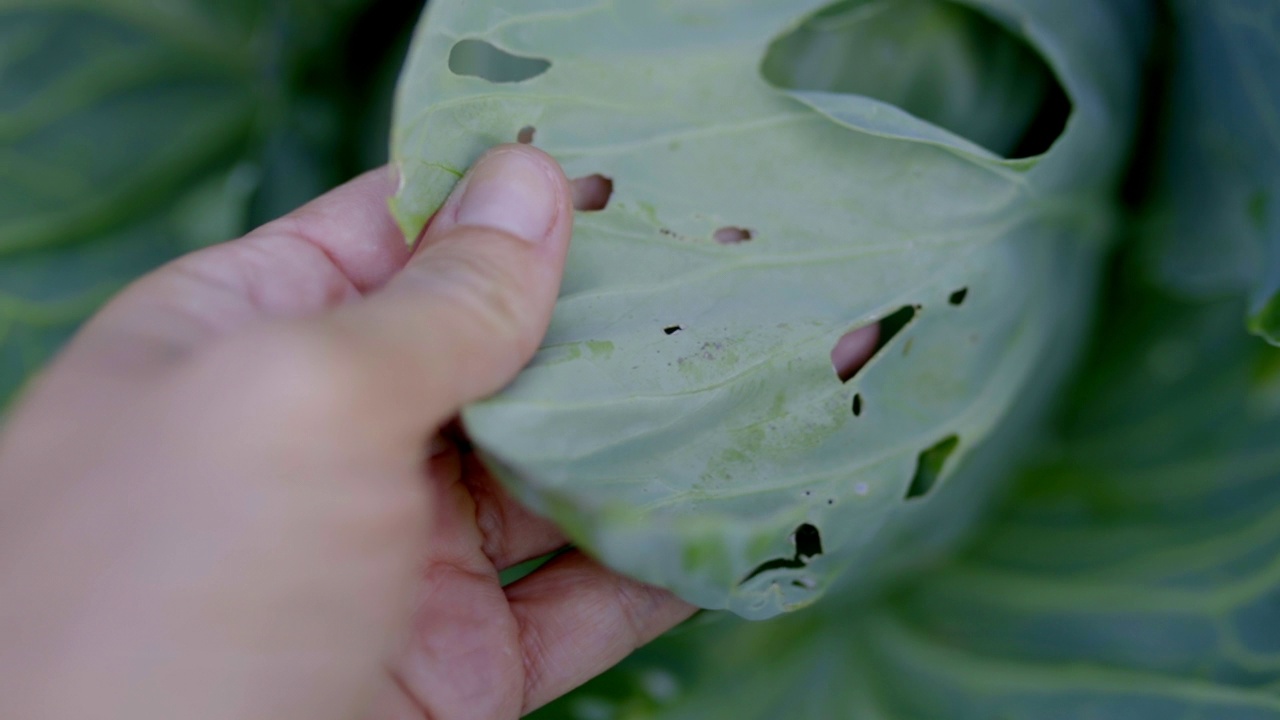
[
  {"x1": 391, "y1": 0, "x2": 1147, "y2": 618},
  {"x1": 0, "y1": 0, "x2": 380, "y2": 403},
  {"x1": 530, "y1": 284, "x2": 1280, "y2": 720},
  {"x1": 1143, "y1": 0, "x2": 1280, "y2": 345}
]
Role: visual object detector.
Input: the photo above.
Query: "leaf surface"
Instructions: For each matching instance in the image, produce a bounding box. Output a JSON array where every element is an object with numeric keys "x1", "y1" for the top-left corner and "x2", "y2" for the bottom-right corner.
[
  {"x1": 530, "y1": 285, "x2": 1280, "y2": 720},
  {"x1": 392, "y1": 0, "x2": 1147, "y2": 617}
]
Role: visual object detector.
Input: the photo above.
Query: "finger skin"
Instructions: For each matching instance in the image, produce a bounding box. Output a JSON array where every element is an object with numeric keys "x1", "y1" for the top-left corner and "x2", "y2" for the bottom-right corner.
[
  {"x1": 393, "y1": 452, "x2": 527, "y2": 720},
  {"x1": 831, "y1": 323, "x2": 881, "y2": 382},
  {"x1": 252, "y1": 166, "x2": 410, "y2": 293},
  {"x1": 0, "y1": 142, "x2": 692, "y2": 720},
  {"x1": 295, "y1": 144, "x2": 575, "y2": 433},
  {"x1": 0, "y1": 147, "x2": 572, "y2": 720},
  {"x1": 461, "y1": 451, "x2": 568, "y2": 571},
  {"x1": 506, "y1": 551, "x2": 698, "y2": 714}
]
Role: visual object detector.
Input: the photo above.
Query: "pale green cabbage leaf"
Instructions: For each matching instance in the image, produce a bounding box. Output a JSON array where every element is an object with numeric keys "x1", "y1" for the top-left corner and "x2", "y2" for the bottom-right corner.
[
  {"x1": 530, "y1": 284, "x2": 1280, "y2": 719},
  {"x1": 391, "y1": 0, "x2": 1146, "y2": 618}
]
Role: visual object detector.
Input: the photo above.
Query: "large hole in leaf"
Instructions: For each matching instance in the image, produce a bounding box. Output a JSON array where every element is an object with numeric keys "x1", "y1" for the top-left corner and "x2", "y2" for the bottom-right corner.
[
  {"x1": 741, "y1": 524, "x2": 824, "y2": 583},
  {"x1": 761, "y1": 0, "x2": 1070, "y2": 158},
  {"x1": 448, "y1": 39, "x2": 551, "y2": 83},
  {"x1": 905, "y1": 434, "x2": 960, "y2": 500}
]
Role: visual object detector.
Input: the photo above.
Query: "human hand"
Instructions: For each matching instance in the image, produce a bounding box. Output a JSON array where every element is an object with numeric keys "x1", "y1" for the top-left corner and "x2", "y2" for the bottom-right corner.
[{"x1": 0, "y1": 145, "x2": 695, "y2": 720}]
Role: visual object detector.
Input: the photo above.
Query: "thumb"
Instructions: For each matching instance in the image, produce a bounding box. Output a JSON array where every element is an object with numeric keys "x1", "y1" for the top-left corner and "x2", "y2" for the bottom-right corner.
[{"x1": 318, "y1": 144, "x2": 574, "y2": 432}]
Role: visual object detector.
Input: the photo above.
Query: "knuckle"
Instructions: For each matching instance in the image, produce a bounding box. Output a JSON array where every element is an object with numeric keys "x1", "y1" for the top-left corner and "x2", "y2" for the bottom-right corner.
[
  {"x1": 203, "y1": 325, "x2": 373, "y2": 420},
  {"x1": 466, "y1": 475, "x2": 511, "y2": 565},
  {"x1": 612, "y1": 577, "x2": 672, "y2": 646}
]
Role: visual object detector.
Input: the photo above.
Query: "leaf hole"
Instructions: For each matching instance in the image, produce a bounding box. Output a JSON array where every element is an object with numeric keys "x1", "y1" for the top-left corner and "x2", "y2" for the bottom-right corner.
[
  {"x1": 949, "y1": 288, "x2": 969, "y2": 306},
  {"x1": 832, "y1": 305, "x2": 918, "y2": 382},
  {"x1": 447, "y1": 39, "x2": 551, "y2": 83},
  {"x1": 832, "y1": 325, "x2": 879, "y2": 383},
  {"x1": 741, "y1": 524, "x2": 824, "y2": 583},
  {"x1": 852, "y1": 393, "x2": 864, "y2": 416},
  {"x1": 793, "y1": 523, "x2": 823, "y2": 559},
  {"x1": 877, "y1": 306, "x2": 919, "y2": 352},
  {"x1": 905, "y1": 435, "x2": 960, "y2": 500},
  {"x1": 714, "y1": 226, "x2": 754, "y2": 245},
  {"x1": 760, "y1": 0, "x2": 1071, "y2": 159},
  {"x1": 517, "y1": 126, "x2": 536, "y2": 144},
  {"x1": 664, "y1": 325, "x2": 683, "y2": 335},
  {"x1": 571, "y1": 174, "x2": 613, "y2": 212}
]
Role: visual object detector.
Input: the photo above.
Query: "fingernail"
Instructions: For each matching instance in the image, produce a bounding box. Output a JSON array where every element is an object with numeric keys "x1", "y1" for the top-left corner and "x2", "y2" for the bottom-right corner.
[{"x1": 454, "y1": 149, "x2": 558, "y2": 243}]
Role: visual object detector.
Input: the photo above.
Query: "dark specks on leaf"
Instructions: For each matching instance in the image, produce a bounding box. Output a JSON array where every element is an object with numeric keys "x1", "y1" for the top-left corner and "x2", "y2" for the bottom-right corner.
[{"x1": 714, "y1": 226, "x2": 754, "y2": 245}]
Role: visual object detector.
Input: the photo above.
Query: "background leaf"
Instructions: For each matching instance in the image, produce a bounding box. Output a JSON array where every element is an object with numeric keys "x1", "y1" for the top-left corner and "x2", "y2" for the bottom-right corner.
[
  {"x1": 0, "y1": 0, "x2": 424, "y2": 403},
  {"x1": 1141, "y1": 0, "x2": 1280, "y2": 345}
]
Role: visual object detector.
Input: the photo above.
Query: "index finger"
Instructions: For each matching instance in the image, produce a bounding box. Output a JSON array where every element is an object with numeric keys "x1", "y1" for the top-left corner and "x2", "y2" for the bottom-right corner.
[{"x1": 63, "y1": 168, "x2": 411, "y2": 379}]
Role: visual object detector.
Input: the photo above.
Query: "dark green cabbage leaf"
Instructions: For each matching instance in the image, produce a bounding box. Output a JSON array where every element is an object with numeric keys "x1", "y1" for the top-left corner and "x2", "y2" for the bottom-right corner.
[
  {"x1": 0, "y1": 0, "x2": 392, "y2": 404},
  {"x1": 529, "y1": 280, "x2": 1280, "y2": 720},
  {"x1": 1143, "y1": 0, "x2": 1280, "y2": 345}
]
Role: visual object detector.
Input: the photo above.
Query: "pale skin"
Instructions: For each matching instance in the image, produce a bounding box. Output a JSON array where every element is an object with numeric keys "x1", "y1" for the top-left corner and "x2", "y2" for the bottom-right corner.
[{"x1": 0, "y1": 146, "x2": 697, "y2": 720}]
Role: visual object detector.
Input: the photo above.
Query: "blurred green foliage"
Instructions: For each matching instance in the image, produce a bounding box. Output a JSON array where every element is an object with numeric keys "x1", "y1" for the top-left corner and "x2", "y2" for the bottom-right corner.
[{"x1": 0, "y1": 0, "x2": 424, "y2": 403}]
